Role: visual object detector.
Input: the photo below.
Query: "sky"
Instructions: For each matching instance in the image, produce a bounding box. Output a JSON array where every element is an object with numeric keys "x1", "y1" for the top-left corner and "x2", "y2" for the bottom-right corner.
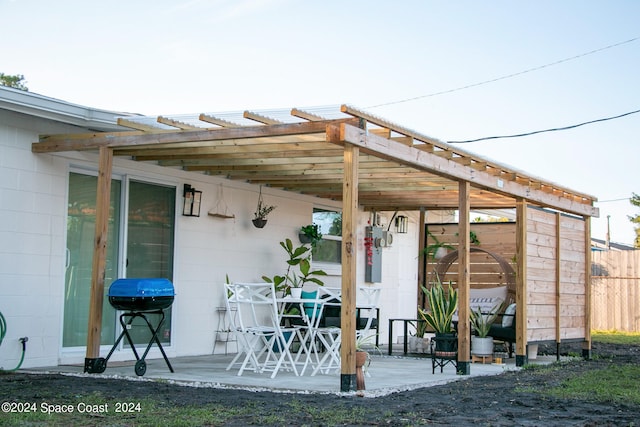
[{"x1": 2, "y1": 0, "x2": 639, "y2": 245}]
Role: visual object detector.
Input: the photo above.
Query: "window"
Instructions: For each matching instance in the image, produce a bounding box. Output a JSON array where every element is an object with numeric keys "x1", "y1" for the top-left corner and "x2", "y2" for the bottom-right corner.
[{"x1": 312, "y1": 208, "x2": 342, "y2": 264}]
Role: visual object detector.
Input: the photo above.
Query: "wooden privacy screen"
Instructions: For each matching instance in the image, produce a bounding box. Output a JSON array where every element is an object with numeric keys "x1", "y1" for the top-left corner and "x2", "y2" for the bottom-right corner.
[
  {"x1": 425, "y1": 213, "x2": 589, "y2": 344},
  {"x1": 432, "y1": 247, "x2": 516, "y2": 304},
  {"x1": 424, "y1": 223, "x2": 517, "y2": 300},
  {"x1": 526, "y1": 208, "x2": 587, "y2": 342}
]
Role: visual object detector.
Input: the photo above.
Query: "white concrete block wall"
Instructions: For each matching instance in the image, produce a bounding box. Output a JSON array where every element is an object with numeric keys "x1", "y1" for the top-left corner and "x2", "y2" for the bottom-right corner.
[{"x1": 0, "y1": 116, "x2": 72, "y2": 369}]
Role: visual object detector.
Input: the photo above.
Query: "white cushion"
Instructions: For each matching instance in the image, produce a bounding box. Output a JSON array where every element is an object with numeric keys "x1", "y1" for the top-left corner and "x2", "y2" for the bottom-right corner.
[
  {"x1": 502, "y1": 303, "x2": 516, "y2": 327},
  {"x1": 470, "y1": 297, "x2": 503, "y2": 315}
]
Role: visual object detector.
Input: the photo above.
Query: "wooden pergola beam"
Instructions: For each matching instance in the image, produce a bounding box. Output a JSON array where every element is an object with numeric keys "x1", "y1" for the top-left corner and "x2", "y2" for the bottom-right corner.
[
  {"x1": 32, "y1": 119, "x2": 358, "y2": 153},
  {"x1": 334, "y1": 123, "x2": 599, "y2": 218}
]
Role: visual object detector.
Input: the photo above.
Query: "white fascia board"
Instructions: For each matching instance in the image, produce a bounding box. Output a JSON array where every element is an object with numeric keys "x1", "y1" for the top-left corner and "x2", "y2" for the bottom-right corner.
[{"x1": 0, "y1": 86, "x2": 138, "y2": 132}]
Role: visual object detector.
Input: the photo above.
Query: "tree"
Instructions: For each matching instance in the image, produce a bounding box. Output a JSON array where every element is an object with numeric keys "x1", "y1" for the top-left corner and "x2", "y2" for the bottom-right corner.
[
  {"x1": 0, "y1": 73, "x2": 28, "y2": 91},
  {"x1": 630, "y1": 193, "x2": 640, "y2": 248}
]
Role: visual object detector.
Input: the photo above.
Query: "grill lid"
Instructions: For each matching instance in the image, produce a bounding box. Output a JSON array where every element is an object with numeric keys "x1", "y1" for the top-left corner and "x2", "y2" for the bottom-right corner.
[{"x1": 108, "y1": 278, "x2": 175, "y2": 298}]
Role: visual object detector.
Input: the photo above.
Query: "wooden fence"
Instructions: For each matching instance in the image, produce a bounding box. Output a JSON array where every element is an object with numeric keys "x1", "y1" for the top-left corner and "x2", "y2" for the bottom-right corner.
[{"x1": 591, "y1": 250, "x2": 640, "y2": 332}]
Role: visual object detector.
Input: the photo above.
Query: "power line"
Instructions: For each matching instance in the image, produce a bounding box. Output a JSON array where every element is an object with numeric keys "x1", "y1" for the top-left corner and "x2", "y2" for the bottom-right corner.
[
  {"x1": 597, "y1": 197, "x2": 632, "y2": 203},
  {"x1": 447, "y1": 108, "x2": 640, "y2": 144},
  {"x1": 367, "y1": 36, "x2": 639, "y2": 109}
]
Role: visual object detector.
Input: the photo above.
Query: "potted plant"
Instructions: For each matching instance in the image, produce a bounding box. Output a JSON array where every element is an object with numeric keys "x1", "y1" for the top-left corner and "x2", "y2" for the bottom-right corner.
[
  {"x1": 299, "y1": 223, "x2": 322, "y2": 247},
  {"x1": 262, "y1": 238, "x2": 326, "y2": 298},
  {"x1": 355, "y1": 334, "x2": 374, "y2": 391},
  {"x1": 469, "y1": 301, "x2": 504, "y2": 357},
  {"x1": 419, "y1": 279, "x2": 458, "y2": 356},
  {"x1": 421, "y1": 231, "x2": 455, "y2": 260},
  {"x1": 252, "y1": 186, "x2": 276, "y2": 228},
  {"x1": 415, "y1": 318, "x2": 430, "y2": 353}
]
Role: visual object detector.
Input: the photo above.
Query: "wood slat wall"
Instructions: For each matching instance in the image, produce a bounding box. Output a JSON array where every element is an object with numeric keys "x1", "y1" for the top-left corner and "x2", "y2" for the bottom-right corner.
[
  {"x1": 591, "y1": 250, "x2": 640, "y2": 332},
  {"x1": 426, "y1": 212, "x2": 591, "y2": 343},
  {"x1": 425, "y1": 222, "x2": 517, "y2": 297},
  {"x1": 526, "y1": 208, "x2": 587, "y2": 342}
]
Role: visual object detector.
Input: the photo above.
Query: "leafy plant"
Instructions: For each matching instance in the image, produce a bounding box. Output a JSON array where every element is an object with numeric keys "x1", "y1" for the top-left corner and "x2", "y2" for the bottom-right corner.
[
  {"x1": 415, "y1": 319, "x2": 429, "y2": 338},
  {"x1": 418, "y1": 278, "x2": 458, "y2": 334},
  {"x1": 469, "y1": 301, "x2": 504, "y2": 337},
  {"x1": 421, "y1": 231, "x2": 455, "y2": 260},
  {"x1": 421, "y1": 230, "x2": 481, "y2": 259},
  {"x1": 253, "y1": 186, "x2": 276, "y2": 220},
  {"x1": 254, "y1": 200, "x2": 276, "y2": 220},
  {"x1": 300, "y1": 223, "x2": 323, "y2": 247},
  {"x1": 262, "y1": 238, "x2": 326, "y2": 293}
]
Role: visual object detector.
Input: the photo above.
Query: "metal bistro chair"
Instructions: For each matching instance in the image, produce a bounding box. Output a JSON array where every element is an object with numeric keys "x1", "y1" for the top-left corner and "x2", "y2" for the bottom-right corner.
[
  {"x1": 228, "y1": 282, "x2": 303, "y2": 378},
  {"x1": 311, "y1": 287, "x2": 342, "y2": 376}
]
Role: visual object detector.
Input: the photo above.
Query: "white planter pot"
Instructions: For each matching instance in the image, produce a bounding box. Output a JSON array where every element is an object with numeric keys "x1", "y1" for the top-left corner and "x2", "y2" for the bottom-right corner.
[
  {"x1": 528, "y1": 343, "x2": 538, "y2": 359},
  {"x1": 422, "y1": 337, "x2": 430, "y2": 353},
  {"x1": 471, "y1": 336, "x2": 494, "y2": 356},
  {"x1": 409, "y1": 336, "x2": 421, "y2": 352},
  {"x1": 434, "y1": 247, "x2": 448, "y2": 259},
  {"x1": 290, "y1": 288, "x2": 302, "y2": 299}
]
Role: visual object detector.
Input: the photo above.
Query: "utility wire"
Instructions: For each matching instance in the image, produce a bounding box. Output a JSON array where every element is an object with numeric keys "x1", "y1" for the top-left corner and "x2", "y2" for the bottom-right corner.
[
  {"x1": 367, "y1": 36, "x2": 639, "y2": 109},
  {"x1": 597, "y1": 197, "x2": 632, "y2": 203},
  {"x1": 447, "y1": 108, "x2": 640, "y2": 143}
]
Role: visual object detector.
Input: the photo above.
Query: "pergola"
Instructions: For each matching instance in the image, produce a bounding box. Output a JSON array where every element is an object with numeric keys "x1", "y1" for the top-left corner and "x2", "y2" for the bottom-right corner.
[{"x1": 32, "y1": 104, "x2": 599, "y2": 391}]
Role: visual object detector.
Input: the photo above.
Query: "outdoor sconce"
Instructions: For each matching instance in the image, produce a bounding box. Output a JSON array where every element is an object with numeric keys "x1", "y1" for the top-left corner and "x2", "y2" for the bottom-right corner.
[
  {"x1": 395, "y1": 215, "x2": 408, "y2": 233},
  {"x1": 182, "y1": 184, "x2": 202, "y2": 217}
]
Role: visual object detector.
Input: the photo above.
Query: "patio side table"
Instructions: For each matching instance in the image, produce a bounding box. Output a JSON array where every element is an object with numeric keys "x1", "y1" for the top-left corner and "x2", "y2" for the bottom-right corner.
[{"x1": 387, "y1": 318, "x2": 425, "y2": 355}]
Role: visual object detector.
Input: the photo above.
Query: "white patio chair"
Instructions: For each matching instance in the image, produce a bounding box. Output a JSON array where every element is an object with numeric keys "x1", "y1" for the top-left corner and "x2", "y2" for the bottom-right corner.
[
  {"x1": 356, "y1": 285, "x2": 382, "y2": 346},
  {"x1": 311, "y1": 287, "x2": 342, "y2": 375},
  {"x1": 291, "y1": 289, "x2": 326, "y2": 375},
  {"x1": 231, "y1": 282, "x2": 302, "y2": 378},
  {"x1": 356, "y1": 285, "x2": 381, "y2": 378},
  {"x1": 224, "y1": 283, "x2": 257, "y2": 373}
]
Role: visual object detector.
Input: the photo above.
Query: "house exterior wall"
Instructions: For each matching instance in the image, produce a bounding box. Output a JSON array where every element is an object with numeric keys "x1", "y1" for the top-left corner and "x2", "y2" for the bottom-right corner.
[
  {"x1": 0, "y1": 110, "x2": 73, "y2": 369},
  {"x1": 0, "y1": 106, "x2": 421, "y2": 369}
]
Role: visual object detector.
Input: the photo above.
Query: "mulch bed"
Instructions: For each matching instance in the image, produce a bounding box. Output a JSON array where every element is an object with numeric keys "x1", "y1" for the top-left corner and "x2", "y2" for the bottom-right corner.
[{"x1": 1, "y1": 341, "x2": 639, "y2": 426}]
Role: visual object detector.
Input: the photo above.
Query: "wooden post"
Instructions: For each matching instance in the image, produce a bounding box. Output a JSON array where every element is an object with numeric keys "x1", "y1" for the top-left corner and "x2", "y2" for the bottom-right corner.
[
  {"x1": 555, "y1": 213, "x2": 562, "y2": 347},
  {"x1": 457, "y1": 181, "x2": 471, "y2": 374},
  {"x1": 84, "y1": 146, "x2": 113, "y2": 372},
  {"x1": 515, "y1": 199, "x2": 528, "y2": 366},
  {"x1": 340, "y1": 141, "x2": 359, "y2": 392},
  {"x1": 417, "y1": 208, "x2": 426, "y2": 308},
  {"x1": 583, "y1": 215, "x2": 592, "y2": 358}
]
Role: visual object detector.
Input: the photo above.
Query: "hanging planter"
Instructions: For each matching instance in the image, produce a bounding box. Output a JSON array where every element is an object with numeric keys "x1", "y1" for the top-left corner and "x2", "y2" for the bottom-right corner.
[
  {"x1": 252, "y1": 218, "x2": 268, "y2": 228},
  {"x1": 252, "y1": 185, "x2": 276, "y2": 229}
]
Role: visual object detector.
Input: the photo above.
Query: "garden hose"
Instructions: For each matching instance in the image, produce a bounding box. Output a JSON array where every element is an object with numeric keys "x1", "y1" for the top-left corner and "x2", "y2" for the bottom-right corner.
[{"x1": 0, "y1": 311, "x2": 28, "y2": 371}]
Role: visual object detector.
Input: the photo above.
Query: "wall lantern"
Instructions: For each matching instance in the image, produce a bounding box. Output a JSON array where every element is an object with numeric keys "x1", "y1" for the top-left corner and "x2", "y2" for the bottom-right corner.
[
  {"x1": 182, "y1": 184, "x2": 202, "y2": 217},
  {"x1": 395, "y1": 215, "x2": 408, "y2": 233}
]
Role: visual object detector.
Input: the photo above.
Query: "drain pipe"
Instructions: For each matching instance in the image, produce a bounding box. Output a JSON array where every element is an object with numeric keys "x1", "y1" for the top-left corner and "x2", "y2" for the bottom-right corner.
[{"x1": 0, "y1": 311, "x2": 28, "y2": 371}]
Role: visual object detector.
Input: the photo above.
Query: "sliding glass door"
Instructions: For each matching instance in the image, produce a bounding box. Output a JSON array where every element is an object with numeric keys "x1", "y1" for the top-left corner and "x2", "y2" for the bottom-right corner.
[{"x1": 63, "y1": 173, "x2": 176, "y2": 349}]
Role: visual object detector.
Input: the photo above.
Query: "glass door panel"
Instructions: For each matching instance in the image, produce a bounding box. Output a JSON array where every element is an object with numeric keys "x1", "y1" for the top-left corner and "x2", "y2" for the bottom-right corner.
[
  {"x1": 63, "y1": 172, "x2": 121, "y2": 347},
  {"x1": 124, "y1": 180, "x2": 176, "y2": 345}
]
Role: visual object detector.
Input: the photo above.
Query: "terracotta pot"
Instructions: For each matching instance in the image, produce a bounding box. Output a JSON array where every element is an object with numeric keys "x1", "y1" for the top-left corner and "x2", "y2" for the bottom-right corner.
[{"x1": 355, "y1": 351, "x2": 368, "y2": 391}]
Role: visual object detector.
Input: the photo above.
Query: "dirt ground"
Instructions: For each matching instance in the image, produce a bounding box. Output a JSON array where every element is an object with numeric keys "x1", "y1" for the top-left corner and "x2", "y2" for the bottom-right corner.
[{"x1": 1, "y1": 341, "x2": 639, "y2": 426}]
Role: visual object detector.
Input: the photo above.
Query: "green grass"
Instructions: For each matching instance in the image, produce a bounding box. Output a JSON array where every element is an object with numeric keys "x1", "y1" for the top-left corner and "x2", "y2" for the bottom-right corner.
[
  {"x1": 535, "y1": 331, "x2": 640, "y2": 405},
  {"x1": 546, "y1": 364, "x2": 640, "y2": 405},
  {"x1": 592, "y1": 329, "x2": 640, "y2": 345}
]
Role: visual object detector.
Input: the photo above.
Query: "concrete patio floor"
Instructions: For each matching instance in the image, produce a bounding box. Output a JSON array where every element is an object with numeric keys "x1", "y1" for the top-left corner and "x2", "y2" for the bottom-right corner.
[{"x1": 25, "y1": 348, "x2": 559, "y2": 397}]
